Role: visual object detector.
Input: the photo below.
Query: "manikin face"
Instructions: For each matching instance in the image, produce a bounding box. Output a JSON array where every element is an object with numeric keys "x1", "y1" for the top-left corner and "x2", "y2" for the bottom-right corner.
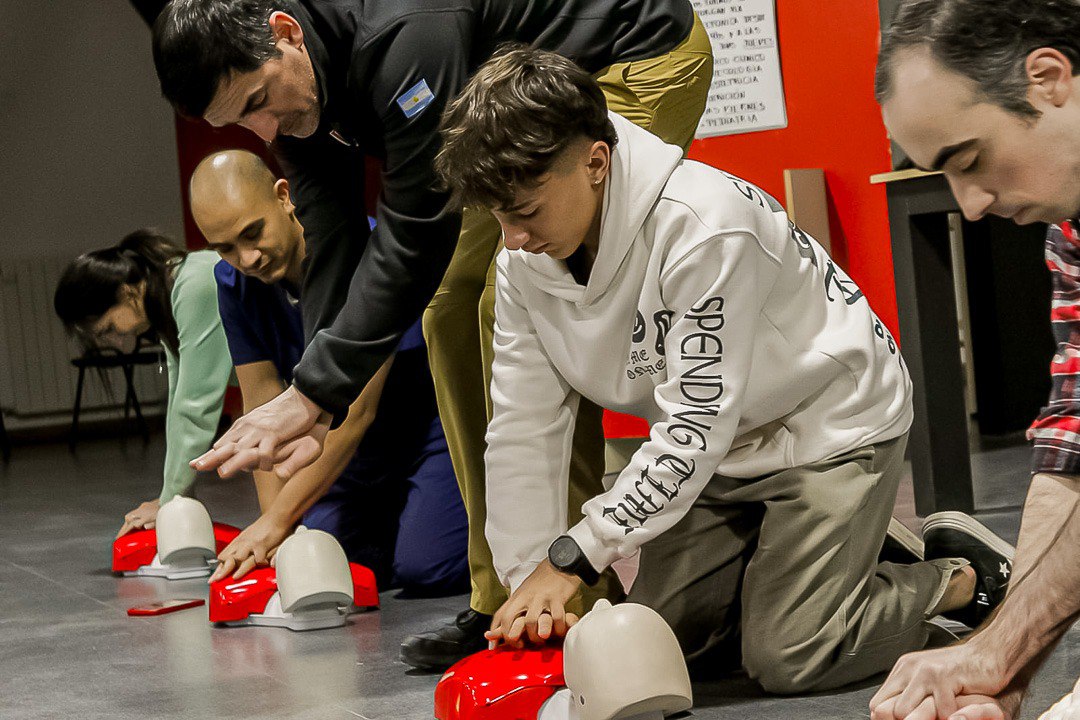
[
  {"x1": 197, "y1": 178, "x2": 304, "y2": 286},
  {"x1": 881, "y1": 46, "x2": 1080, "y2": 225},
  {"x1": 89, "y1": 284, "x2": 151, "y2": 350},
  {"x1": 492, "y1": 139, "x2": 610, "y2": 261},
  {"x1": 202, "y1": 13, "x2": 321, "y2": 142}
]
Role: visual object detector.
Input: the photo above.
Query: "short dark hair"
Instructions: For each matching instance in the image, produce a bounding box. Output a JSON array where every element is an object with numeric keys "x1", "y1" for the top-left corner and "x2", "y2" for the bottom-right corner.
[
  {"x1": 876, "y1": 0, "x2": 1080, "y2": 118},
  {"x1": 153, "y1": 0, "x2": 282, "y2": 118},
  {"x1": 435, "y1": 45, "x2": 618, "y2": 210}
]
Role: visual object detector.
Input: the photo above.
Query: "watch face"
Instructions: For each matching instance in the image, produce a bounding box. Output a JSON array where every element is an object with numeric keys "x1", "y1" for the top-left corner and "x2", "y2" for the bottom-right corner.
[{"x1": 550, "y1": 537, "x2": 578, "y2": 568}]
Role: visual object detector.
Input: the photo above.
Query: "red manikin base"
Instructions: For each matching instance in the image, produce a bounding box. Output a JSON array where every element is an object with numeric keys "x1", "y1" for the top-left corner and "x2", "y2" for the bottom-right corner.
[
  {"x1": 208, "y1": 562, "x2": 379, "y2": 623},
  {"x1": 435, "y1": 646, "x2": 565, "y2": 720},
  {"x1": 112, "y1": 523, "x2": 241, "y2": 573}
]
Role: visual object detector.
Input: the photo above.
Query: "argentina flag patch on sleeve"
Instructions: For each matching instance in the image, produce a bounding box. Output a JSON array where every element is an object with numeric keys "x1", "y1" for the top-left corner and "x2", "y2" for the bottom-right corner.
[{"x1": 396, "y1": 79, "x2": 436, "y2": 119}]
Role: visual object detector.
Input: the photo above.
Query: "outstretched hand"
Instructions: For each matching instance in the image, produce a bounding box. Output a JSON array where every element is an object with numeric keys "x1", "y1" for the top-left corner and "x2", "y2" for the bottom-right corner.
[
  {"x1": 191, "y1": 386, "x2": 330, "y2": 479},
  {"x1": 116, "y1": 499, "x2": 161, "y2": 539}
]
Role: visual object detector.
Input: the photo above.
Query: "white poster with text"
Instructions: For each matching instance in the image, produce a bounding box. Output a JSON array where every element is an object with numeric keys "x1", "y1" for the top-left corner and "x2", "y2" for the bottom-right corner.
[{"x1": 691, "y1": 0, "x2": 787, "y2": 138}]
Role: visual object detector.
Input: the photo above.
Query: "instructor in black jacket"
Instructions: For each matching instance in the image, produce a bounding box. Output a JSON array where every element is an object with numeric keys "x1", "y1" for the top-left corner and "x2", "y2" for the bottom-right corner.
[{"x1": 153, "y1": 0, "x2": 711, "y2": 669}]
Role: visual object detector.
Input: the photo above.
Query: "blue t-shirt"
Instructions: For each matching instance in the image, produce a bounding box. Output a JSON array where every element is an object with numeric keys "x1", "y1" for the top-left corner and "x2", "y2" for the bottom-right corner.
[{"x1": 214, "y1": 261, "x2": 437, "y2": 464}]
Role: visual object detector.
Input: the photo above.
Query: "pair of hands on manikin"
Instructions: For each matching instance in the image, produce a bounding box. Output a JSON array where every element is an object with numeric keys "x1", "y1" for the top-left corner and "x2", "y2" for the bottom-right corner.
[
  {"x1": 870, "y1": 640, "x2": 1022, "y2": 720},
  {"x1": 192, "y1": 385, "x2": 330, "y2": 480},
  {"x1": 209, "y1": 512, "x2": 293, "y2": 584},
  {"x1": 487, "y1": 559, "x2": 584, "y2": 648},
  {"x1": 117, "y1": 499, "x2": 161, "y2": 539}
]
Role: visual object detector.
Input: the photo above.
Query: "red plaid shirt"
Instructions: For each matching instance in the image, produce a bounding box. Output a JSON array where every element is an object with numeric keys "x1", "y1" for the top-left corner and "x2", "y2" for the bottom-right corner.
[{"x1": 1029, "y1": 220, "x2": 1080, "y2": 475}]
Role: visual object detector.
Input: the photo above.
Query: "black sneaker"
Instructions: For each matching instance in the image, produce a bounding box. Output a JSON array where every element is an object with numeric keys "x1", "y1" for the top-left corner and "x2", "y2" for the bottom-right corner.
[
  {"x1": 923, "y1": 511, "x2": 1015, "y2": 629},
  {"x1": 879, "y1": 517, "x2": 925, "y2": 565},
  {"x1": 400, "y1": 608, "x2": 492, "y2": 671}
]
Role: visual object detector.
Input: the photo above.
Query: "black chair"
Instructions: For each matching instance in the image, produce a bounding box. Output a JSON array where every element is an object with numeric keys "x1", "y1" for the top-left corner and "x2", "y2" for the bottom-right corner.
[
  {"x1": 0, "y1": 408, "x2": 10, "y2": 464},
  {"x1": 70, "y1": 341, "x2": 162, "y2": 450}
]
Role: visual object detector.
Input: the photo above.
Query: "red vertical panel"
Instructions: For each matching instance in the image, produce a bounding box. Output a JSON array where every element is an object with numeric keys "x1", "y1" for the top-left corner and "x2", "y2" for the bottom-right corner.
[{"x1": 688, "y1": 0, "x2": 896, "y2": 334}]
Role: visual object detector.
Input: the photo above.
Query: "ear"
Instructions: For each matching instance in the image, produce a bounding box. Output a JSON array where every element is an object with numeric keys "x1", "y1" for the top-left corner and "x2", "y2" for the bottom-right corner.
[
  {"x1": 586, "y1": 141, "x2": 611, "y2": 187},
  {"x1": 121, "y1": 282, "x2": 142, "y2": 305},
  {"x1": 274, "y1": 178, "x2": 295, "y2": 214},
  {"x1": 268, "y1": 11, "x2": 305, "y2": 49},
  {"x1": 1027, "y1": 47, "x2": 1074, "y2": 108}
]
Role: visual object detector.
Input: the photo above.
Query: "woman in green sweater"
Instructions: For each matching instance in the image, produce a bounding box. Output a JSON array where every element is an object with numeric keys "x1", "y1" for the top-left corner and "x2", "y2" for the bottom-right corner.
[{"x1": 54, "y1": 229, "x2": 233, "y2": 537}]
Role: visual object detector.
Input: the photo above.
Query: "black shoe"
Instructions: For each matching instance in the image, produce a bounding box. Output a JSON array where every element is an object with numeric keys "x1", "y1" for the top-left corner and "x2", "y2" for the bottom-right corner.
[
  {"x1": 879, "y1": 517, "x2": 925, "y2": 565},
  {"x1": 400, "y1": 608, "x2": 492, "y2": 671},
  {"x1": 923, "y1": 511, "x2": 1015, "y2": 629}
]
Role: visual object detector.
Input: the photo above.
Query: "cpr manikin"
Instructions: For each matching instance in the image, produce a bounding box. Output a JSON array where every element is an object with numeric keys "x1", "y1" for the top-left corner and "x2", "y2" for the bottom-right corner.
[
  {"x1": 209, "y1": 526, "x2": 379, "y2": 631},
  {"x1": 1038, "y1": 678, "x2": 1080, "y2": 720},
  {"x1": 434, "y1": 600, "x2": 692, "y2": 720},
  {"x1": 542, "y1": 600, "x2": 692, "y2": 720},
  {"x1": 112, "y1": 496, "x2": 240, "y2": 580}
]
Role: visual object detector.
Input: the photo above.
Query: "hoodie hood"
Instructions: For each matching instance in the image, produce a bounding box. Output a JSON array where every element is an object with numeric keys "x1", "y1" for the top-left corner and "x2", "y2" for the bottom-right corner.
[{"x1": 519, "y1": 112, "x2": 685, "y2": 304}]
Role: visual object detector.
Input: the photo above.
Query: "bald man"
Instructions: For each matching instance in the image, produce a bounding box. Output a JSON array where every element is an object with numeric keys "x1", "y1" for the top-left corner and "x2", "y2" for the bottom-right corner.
[{"x1": 191, "y1": 150, "x2": 469, "y2": 596}]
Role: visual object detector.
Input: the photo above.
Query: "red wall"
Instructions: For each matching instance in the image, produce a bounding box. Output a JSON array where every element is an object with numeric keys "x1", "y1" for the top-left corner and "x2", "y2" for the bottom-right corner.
[{"x1": 605, "y1": 0, "x2": 895, "y2": 439}]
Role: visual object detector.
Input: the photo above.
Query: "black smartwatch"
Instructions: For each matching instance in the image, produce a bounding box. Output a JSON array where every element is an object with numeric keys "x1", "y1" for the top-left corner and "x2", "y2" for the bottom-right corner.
[{"x1": 548, "y1": 535, "x2": 600, "y2": 586}]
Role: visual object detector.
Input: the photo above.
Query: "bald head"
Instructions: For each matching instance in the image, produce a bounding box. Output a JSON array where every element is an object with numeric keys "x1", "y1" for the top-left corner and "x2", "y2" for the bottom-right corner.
[
  {"x1": 191, "y1": 150, "x2": 279, "y2": 215},
  {"x1": 191, "y1": 150, "x2": 305, "y2": 285}
]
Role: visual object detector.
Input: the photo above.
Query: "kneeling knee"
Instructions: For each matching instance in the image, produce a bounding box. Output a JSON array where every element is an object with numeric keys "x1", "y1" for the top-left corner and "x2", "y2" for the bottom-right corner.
[
  {"x1": 394, "y1": 556, "x2": 468, "y2": 596},
  {"x1": 742, "y1": 641, "x2": 823, "y2": 695}
]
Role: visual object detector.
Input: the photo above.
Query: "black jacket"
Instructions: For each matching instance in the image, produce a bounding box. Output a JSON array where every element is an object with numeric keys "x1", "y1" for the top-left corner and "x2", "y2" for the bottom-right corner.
[{"x1": 279, "y1": 0, "x2": 695, "y2": 421}]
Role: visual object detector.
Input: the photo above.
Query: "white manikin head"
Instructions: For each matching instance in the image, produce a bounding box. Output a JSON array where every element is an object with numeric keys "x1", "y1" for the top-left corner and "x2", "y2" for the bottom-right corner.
[
  {"x1": 1038, "y1": 676, "x2": 1080, "y2": 720},
  {"x1": 562, "y1": 600, "x2": 692, "y2": 720},
  {"x1": 155, "y1": 496, "x2": 215, "y2": 565},
  {"x1": 275, "y1": 526, "x2": 353, "y2": 612}
]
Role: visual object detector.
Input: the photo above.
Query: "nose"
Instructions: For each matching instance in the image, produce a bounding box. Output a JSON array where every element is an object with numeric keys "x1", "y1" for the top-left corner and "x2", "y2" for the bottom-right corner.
[
  {"x1": 243, "y1": 113, "x2": 279, "y2": 143},
  {"x1": 948, "y1": 176, "x2": 995, "y2": 222},
  {"x1": 500, "y1": 222, "x2": 529, "y2": 251},
  {"x1": 239, "y1": 248, "x2": 262, "y2": 272}
]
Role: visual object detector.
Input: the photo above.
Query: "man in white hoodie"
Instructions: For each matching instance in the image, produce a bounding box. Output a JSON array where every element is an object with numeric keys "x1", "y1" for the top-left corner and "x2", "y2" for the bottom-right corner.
[{"x1": 434, "y1": 46, "x2": 1015, "y2": 693}]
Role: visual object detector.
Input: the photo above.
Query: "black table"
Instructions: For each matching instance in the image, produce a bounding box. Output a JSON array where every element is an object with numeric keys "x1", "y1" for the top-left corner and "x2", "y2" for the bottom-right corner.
[
  {"x1": 878, "y1": 170, "x2": 975, "y2": 514},
  {"x1": 877, "y1": 169, "x2": 1052, "y2": 515}
]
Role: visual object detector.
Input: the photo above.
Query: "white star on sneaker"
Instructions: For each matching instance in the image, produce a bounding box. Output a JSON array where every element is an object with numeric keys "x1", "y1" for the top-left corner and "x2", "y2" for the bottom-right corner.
[{"x1": 1000, "y1": 562, "x2": 1010, "y2": 578}]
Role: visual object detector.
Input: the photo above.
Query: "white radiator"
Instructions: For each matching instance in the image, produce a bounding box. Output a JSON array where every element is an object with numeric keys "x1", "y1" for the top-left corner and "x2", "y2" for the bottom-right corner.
[{"x1": 0, "y1": 256, "x2": 168, "y2": 424}]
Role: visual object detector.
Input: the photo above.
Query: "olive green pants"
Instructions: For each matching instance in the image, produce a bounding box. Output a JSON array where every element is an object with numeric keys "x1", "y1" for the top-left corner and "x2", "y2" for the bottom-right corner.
[
  {"x1": 423, "y1": 14, "x2": 713, "y2": 615},
  {"x1": 629, "y1": 434, "x2": 964, "y2": 694}
]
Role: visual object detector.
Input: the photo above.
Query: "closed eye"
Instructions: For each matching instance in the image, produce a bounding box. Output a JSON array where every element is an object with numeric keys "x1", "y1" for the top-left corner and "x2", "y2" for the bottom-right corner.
[
  {"x1": 958, "y1": 155, "x2": 980, "y2": 174},
  {"x1": 241, "y1": 91, "x2": 268, "y2": 118},
  {"x1": 240, "y1": 219, "x2": 266, "y2": 241}
]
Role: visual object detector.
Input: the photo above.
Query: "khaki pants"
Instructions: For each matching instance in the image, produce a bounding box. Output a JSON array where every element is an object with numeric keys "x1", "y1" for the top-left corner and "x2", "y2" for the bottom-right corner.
[
  {"x1": 423, "y1": 15, "x2": 713, "y2": 615},
  {"x1": 629, "y1": 434, "x2": 964, "y2": 694}
]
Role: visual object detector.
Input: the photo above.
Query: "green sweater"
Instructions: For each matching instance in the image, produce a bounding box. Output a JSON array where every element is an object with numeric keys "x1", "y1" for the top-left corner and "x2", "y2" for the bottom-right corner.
[{"x1": 159, "y1": 250, "x2": 234, "y2": 503}]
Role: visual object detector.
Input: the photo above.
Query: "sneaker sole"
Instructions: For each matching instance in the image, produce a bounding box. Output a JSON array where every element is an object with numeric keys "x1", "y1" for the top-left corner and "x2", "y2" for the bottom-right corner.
[
  {"x1": 887, "y1": 517, "x2": 924, "y2": 561},
  {"x1": 922, "y1": 511, "x2": 1016, "y2": 561}
]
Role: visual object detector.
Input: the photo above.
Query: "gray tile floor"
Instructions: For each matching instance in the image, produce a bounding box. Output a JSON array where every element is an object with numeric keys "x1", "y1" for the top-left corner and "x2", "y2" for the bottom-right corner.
[{"x1": 1, "y1": 434, "x2": 1078, "y2": 719}]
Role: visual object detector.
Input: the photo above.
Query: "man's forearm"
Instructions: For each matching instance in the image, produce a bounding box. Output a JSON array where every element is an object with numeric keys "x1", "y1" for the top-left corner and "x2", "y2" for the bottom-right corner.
[
  {"x1": 265, "y1": 358, "x2": 392, "y2": 525},
  {"x1": 253, "y1": 470, "x2": 287, "y2": 514},
  {"x1": 968, "y1": 473, "x2": 1080, "y2": 680},
  {"x1": 263, "y1": 409, "x2": 372, "y2": 525}
]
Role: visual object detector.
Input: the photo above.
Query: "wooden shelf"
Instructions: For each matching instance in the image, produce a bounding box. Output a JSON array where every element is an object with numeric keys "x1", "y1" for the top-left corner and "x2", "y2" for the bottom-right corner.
[{"x1": 870, "y1": 168, "x2": 943, "y2": 185}]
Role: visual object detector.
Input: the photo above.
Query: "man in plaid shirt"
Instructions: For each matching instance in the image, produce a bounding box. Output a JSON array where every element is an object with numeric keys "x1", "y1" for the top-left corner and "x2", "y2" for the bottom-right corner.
[
  {"x1": 1029, "y1": 221, "x2": 1080, "y2": 474},
  {"x1": 870, "y1": 1, "x2": 1080, "y2": 719}
]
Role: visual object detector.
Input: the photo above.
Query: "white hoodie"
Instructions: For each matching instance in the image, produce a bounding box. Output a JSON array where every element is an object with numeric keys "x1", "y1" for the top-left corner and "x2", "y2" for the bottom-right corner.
[{"x1": 485, "y1": 112, "x2": 913, "y2": 592}]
